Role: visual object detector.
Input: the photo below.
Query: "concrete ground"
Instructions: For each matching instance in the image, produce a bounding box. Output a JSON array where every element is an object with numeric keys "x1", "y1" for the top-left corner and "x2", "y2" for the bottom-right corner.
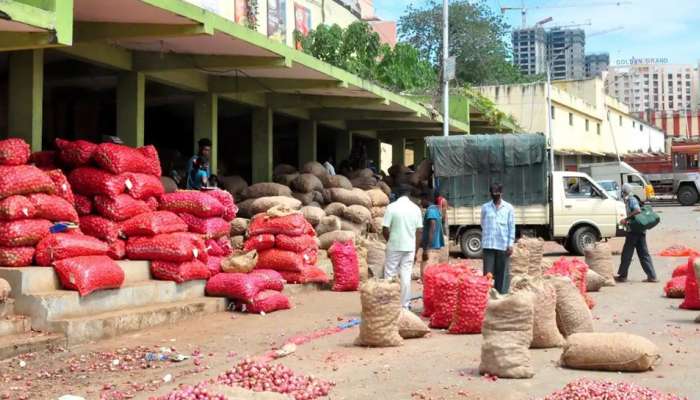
[{"x1": 1, "y1": 205, "x2": 700, "y2": 400}]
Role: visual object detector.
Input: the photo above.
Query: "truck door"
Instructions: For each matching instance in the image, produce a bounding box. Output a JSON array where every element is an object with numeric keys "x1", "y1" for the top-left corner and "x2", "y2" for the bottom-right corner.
[{"x1": 554, "y1": 175, "x2": 619, "y2": 238}]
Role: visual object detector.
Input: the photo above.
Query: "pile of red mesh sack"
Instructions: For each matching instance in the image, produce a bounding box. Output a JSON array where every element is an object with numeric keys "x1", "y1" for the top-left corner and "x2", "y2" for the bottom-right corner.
[
  {"x1": 206, "y1": 269, "x2": 290, "y2": 314},
  {"x1": 545, "y1": 257, "x2": 595, "y2": 309},
  {"x1": 420, "y1": 262, "x2": 484, "y2": 330}
]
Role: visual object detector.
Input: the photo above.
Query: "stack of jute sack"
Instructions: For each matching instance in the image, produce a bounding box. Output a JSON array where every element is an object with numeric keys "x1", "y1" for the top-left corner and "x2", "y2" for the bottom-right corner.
[{"x1": 237, "y1": 182, "x2": 300, "y2": 218}]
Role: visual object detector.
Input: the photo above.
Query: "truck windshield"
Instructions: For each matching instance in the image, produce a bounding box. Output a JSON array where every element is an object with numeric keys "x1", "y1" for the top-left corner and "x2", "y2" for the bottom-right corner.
[
  {"x1": 563, "y1": 177, "x2": 602, "y2": 198},
  {"x1": 627, "y1": 175, "x2": 644, "y2": 186}
]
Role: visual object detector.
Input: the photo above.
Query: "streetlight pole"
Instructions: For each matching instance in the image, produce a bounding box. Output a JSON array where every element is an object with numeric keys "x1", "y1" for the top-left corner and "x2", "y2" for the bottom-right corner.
[
  {"x1": 546, "y1": 65, "x2": 555, "y2": 171},
  {"x1": 442, "y1": 0, "x2": 449, "y2": 137}
]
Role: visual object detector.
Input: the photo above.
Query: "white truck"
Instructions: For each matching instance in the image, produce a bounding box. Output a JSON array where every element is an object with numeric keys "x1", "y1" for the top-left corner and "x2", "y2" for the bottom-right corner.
[
  {"x1": 578, "y1": 161, "x2": 652, "y2": 202},
  {"x1": 426, "y1": 134, "x2": 627, "y2": 258}
]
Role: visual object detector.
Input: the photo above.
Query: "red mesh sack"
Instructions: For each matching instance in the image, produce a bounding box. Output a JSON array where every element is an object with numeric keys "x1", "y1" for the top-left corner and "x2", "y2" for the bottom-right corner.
[
  {"x1": 74, "y1": 194, "x2": 93, "y2": 216},
  {"x1": 120, "y1": 211, "x2": 187, "y2": 237},
  {"x1": 159, "y1": 191, "x2": 225, "y2": 218},
  {"x1": 248, "y1": 213, "x2": 309, "y2": 237},
  {"x1": 664, "y1": 276, "x2": 686, "y2": 298},
  {"x1": 205, "y1": 189, "x2": 237, "y2": 221},
  {"x1": 35, "y1": 233, "x2": 109, "y2": 266},
  {"x1": 0, "y1": 246, "x2": 35, "y2": 267},
  {"x1": 448, "y1": 274, "x2": 492, "y2": 334},
  {"x1": 545, "y1": 257, "x2": 595, "y2": 308},
  {"x1": 328, "y1": 241, "x2": 359, "y2": 292},
  {"x1": 206, "y1": 239, "x2": 226, "y2": 256},
  {"x1": 422, "y1": 263, "x2": 472, "y2": 318},
  {"x1": 107, "y1": 239, "x2": 126, "y2": 260},
  {"x1": 0, "y1": 196, "x2": 37, "y2": 221},
  {"x1": 249, "y1": 269, "x2": 286, "y2": 288},
  {"x1": 0, "y1": 138, "x2": 30, "y2": 166},
  {"x1": 205, "y1": 272, "x2": 283, "y2": 302},
  {"x1": 275, "y1": 234, "x2": 317, "y2": 253},
  {"x1": 94, "y1": 194, "x2": 150, "y2": 222},
  {"x1": 93, "y1": 143, "x2": 161, "y2": 176},
  {"x1": 125, "y1": 173, "x2": 165, "y2": 200},
  {"x1": 0, "y1": 219, "x2": 52, "y2": 246},
  {"x1": 68, "y1": 167, "x2": 127, "y2": 197},
  {"x1": 55, "y1": 138, "x2": 97, "y2": 167},
  {"x1": 53, "y1": 255, "x2": 124, "y2": 296},
  {"x1": 126, "y1": 233, "x2": 204, "y2": 262},
  {"x1": 429, "y1": 272, "x2": 461, "y2": 329},
  {"x1": 0, "y1": 165, "x2": 55, "y2": 199},
  {"x1": 27, "y1": 194, "x2": 79, "y2": 223},
  {"x1": 244, "y1": 234, "x2": 276, "y2": 252},
  {"x1": 279, "y1": 265, "x2": 330, "y2": 284},
  {"x1": 660, "y1": 245, "x2": 700, "y2": 257},
  {"x1": 216, "y1": 235, "x2": 233, "y2": 256},
  {"x1": 30, "y1": 151, "x2": 56, "y2": 169},
  {"x1": 145, "y1": 196, "x2": 159, "y2": 211},
  {"x1": 257, "y1": 249, "x2": 304, "y2": 272},
  {"x1": 680, "y1": 257, "x2": 700, "y2": 309},
  {"x1": 79, "y1": 215, "x2": 121, "y2": 243},
  {"x1": 179, "y1": 213, "x2": 229, "y2": 239},
  {"x1": 46, "y1": 170, "x2": 75, "y2": 205},
  {"x1": 672, "y1": 263, "x2": 688, "y2": 277},
  {"x1": 151, "y1": 260, "x2": 210, "y2": 283},
  {"x1": 245, "y1": 290, "x2": 291, "y2": 314},
  {"x1": 207, "y1": 256, "x2": 223, "y2": 276}
]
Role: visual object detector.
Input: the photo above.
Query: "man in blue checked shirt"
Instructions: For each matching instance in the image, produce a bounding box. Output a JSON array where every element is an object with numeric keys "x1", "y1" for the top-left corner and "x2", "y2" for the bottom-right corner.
[{"x1": 481, "y1": 182, "x2": 515, "y2": 294}]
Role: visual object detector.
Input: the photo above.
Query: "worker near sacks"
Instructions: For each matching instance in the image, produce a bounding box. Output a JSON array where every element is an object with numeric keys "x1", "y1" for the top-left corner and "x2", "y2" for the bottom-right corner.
[
  {"x1": 481, "y1": 182, "x2": 515, "y2": 294},
  {"x1": 187, "y1": 138, "x2": 212, "y2": 189},
  {"x1": 615, "y1": 183, "x2": 658, "y2": 283},
  {"x1": 382, "y1": 184, "x2": 423, "y2": 309},
  {"x1": 420, "y1": 188, "x2": 445, "y2": 269}
]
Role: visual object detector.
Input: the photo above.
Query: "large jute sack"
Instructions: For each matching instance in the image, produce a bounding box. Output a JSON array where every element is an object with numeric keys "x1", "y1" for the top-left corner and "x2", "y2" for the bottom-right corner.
[
  {"x1": 243, "y1": 183, "x2": 292, "y2": 199},
  {"x1": 356, "y1": 240, "x2": 369, "y2": 282},
  {"x1": 350, "y1": 168, "x2": 374, "y2": 180},
  {"x1": 230, "y1": 235, "x2": 244, "y2": 250},
  {"x1": 320, "y1": 174, "x2": 352, "y2": 190},
  {"x1": 519, "y1": 237, "x2": 545, "y2": 277},
  {"x1": 366, "y1": 189, "x2": 389, "y2": 207},
  {"x1": 219, "y1": 175, "x2": 248, "y2": 197},
  {"x1": 324, "y1": 202, "x2": 346, "y2": 217},
  {"x1": 221, "y1": 250, "x2": 258, "y2": 274},
  {"x1": 273, "y1": 173, "x2": 299, "y2": 187},
  {"x1": 378, "y1": 181, "x2": 391, "y2": 197},
  {"x1": 355, "y1": 279, "x2": 403, "y2": 347},
  {"x1": 366, "y1": 240, "x2": 386, "y2": 278},
  {"x1": 513, "y1": 277, "x2": 565, "y2": 348},
  {"x1": 351, "y1": 176, "x2": 378, "y2": 190},
  {"x1": 585, "y1": 269, "x2": 606, "y2": 292},
  {"x1": 236, "y1": 199, "x2": 255, "y2": 219},
  {"x1": 301, "y1": 161, "x2": 327, "y2": 178},
  {"x1": 291, "y1": 191, "x2": 314, "y2": 206},
  {"x1": 343, "y1": 204, "x2": 372, "y2": 224},
  {"x1": 160, "y1": 176, "x2": 178, "y2": 194},
  {"x1": 398, "y1": 309, "x2": 430, "y2": 339},
  {"x1": 584, "y1": 242, "x2": 615, "y2": 286},
  {"x1": 273, "y1": 163, "x2": 297, "y2": 176},
  {"x1": 561, "y1": 332, "x2": 660, "y2": 372},
  {"x1": 370, "y1": 206, "x2": 385, "y2": 218},
  {"x1": 510, "y1": 242, "x2": 530, "y2": 278},
  {"x1": 300, "y1": 206, "x2": 325, "y2": 226},
  {"x1": 316, "y1": 250, "x2": 334, "y2": 279},
  {"x1": 319, "y1": 230, "x2": 355, "y2": 250},
  {"x1": 230, "y1": 218, "x2": 249, "y2": 236},
  {"x1": 291, "y1": 173, "x2": 323, "y2": 193},
  {"x1": 550, "y1": 276, "x2": 594, "y2": 337},
  {"x1": 329, "y1": 188, "x2": 372, "y2": 208},
  {"x1": 250, "y1": 196, "x2": 301, "y2": 215},
  {"x1": 316, "y1": 215, "x2": 341, "y2": 236},
  {"x1": 479, "y1": 289, "x2": 535, "y2": 379},
  {"x1": 369, "y1": 217, "x2": 383, "y2": 234},
  {"x1": 340, "y1": 218, "x2": 365, "y2": 235}
]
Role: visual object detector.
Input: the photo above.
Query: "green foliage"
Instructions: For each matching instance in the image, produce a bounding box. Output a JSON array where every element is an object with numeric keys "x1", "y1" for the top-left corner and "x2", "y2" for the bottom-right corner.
[{"x1": 377, "y1": 43, "x2": 437, "y2": 92}]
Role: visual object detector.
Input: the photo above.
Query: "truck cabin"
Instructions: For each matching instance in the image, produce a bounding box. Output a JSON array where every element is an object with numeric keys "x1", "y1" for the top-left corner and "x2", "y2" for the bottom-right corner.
[{"x1": 672, "y1": 144, "x2": 700, "y2": 172}]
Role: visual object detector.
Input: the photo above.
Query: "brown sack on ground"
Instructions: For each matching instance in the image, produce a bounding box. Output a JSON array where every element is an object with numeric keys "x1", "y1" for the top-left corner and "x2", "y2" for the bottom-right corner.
[
  {"x1": 356, "y1": 240, "x2": 369, "y2": 282},
  {"x1": 351, "y1": 176, "x2": 378, "y2": 190},
  {"x1": 561, "y1": 332, "x2": 660, "y2": 372},
  {"x1": 342, "y1": 204, "x2": 372, "y2": 224},
  {"x1": 340, "y1": 218, "x2": 365, "y2": 235},
  {"x1": 319, "y1": 230, "x2": 356, "y2": 250},
  {"x1": 370, "y1": 206, "x2": 386, "y2": 218},
  {"x1": 219, "y1": 175, "x2": 248, "y2": 197},
  {"x1": 519, "y1": 237, "x2": 545, "y2": 277},
  {"x1": 301, "y1": 161, "x2": 327, "y2": 178},
  {"x1": 510, "y1": 242, "x2": 530, "y2": 278},
  {"x1": 378, "y1": 181, "x2": 392, "y2": 197},
  {"x1": 250, "y1": 196, "x2": 301, "y2": 215},
  {"x1": 366, "y1": 189, "x2": 390, "y2": 207},
  {"x1": 585, "y1": 269, "x2": 606, "y2": 292},
  {"x1": 316, "y1": 215, "x2": 341, "y2": 236},
  {"x1": 316, "y1": 250, "x2": 334, "y2": 279},
  {"x1": 291, "y1": 192, "x2": 314, "y2": 206},
  {"x1": 243, "y1": 182, "x2": 292, "y2": 199},
  {"x1": 355, "y1": 279, "x2": 403, "y2": 347},
  {"x1": 273, "y1": 173, "x2": 299, "y2": 187},
  {"x1": 324, "y1": 202, "x2": 347, "y2": 217},
  {"x1": 292, "y1": 173, "x2": 324, "y2": 193},
  {"x1": 273, "y1": 164, "x2": 297, "y2": 177},
  {"x1": 366, "y1": 240, "x2": 386, "y2": 278},
  {"x1": 369, "y1": 217, "x2": 383, "y2": 234},
  {"x1": 329, "y1": 188, "x2": 372, "y2": 208},
  {"x1": 230, "y1": 235, "x2": 244, "y2": 250},
  {"x1": 550, "y1": 276, "x2": 594, "y2": 337},
  {"x1": 230, "y1": 218, "x2": 250, "y2": 236},
  {"x1": 300, "y1": 206, "x2": 325, "y2": 227},
  {"x1": 320, "y1": 174, "x2": 353, "y2": 190},
  {"x1": 221, "y1": 249, "x2": 258, "y2": 274},
  {"x1": 512, "y1": 277, "x2": 565, "y2": 348},
  {"x1": 585, "y1": 242, "x2": 616, "y2": 287},
  {"x1": 236, "y1": 199, "x2": 255, "y2": 219},
  {"x1": 398, "y1": 309, "x2": 430, "y2": 339}
]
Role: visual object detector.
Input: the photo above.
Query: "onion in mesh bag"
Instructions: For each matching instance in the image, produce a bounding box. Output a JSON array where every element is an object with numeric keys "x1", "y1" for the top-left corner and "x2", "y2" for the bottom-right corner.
[
  {"x1": 53, "y1": 255, "x2": 124, "y2": 296},
  {"x1": 0, "y1": 138, "x2": 30, "y2": 166},
  {"x1": 0, "y1": 165, "x2": 56, "y2": 199}
]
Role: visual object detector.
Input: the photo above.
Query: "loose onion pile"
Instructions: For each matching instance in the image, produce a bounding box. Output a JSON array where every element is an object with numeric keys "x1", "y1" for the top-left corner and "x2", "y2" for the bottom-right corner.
[
  {"x1": 542, "y1": 379, "x2": 686, "y2": 400},
  {"x1": 158, "y1": 382, "x2": 227, "y2": 400}
]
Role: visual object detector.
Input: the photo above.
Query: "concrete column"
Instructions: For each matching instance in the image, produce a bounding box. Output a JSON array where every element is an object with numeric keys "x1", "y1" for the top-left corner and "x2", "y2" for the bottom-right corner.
[
  {"x1": 117, "y1": 72, "x2": 145, "y2": 147},
  {"x1": 297, "y1": 120, "x2": 317, "y2": 168},
  {"x1": 335, "y1": 130, "x2": 352, "y2": 163},
  {"x1": 9, "y1": 50, "x2": 44, "y2": 151},
  {"x1": 194, "y1": 93, "x2": 219, "y2": 174},
  {"x1": 252, "y1": 107, "x2": 273, "y2": 183},
  {"x1": 367, "y1": 138, "x2": 380, "y2": 166},
  {"x1": 413, "y1": 139, "x2": 427, "y2": 163},
  {"x1": 391, "y1": 136, "x2": 406, "y2": 166}
]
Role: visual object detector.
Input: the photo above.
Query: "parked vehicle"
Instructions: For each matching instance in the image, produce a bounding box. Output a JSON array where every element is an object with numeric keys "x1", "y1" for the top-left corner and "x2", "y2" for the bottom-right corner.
[
  {"x1": 625, "y1": 141, "x2": 700, "y2": 206},
  {"x1": 426, "y1": 134, "x2": 627, "y2": 258},
  {"x1": 578, "y1": 161, "x2": 652, "y2": 202},
  {"x1": 597, "y1": 180, "x2": 620, "y2": 200}
]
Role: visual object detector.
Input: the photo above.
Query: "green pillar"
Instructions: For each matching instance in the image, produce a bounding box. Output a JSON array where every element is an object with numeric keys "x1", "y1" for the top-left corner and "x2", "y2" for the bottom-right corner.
[
  {"x1": 335, "y1": 130, "x2": 352, "y2": 163},
  {"x1": 117, "y1": 72, "x2": 145, "y2": 147},
  {"x1": 252, "y1": 107, "x2": 273, "y2": 183},
  {"x1": 194, "y1": 93, "x2": 219, "y2": 174},
  {"x1": 391, "y1": 136, "x2": 406, "y2": 167},
  {"x1": 297, "y1": 120, "x2": 317, "y2": 168},
  {"x1": 413, "y1": 139, "x2": 427, "y2": 163},
  {"x1": 9, "y1": 50, "x2": 44, "y2": 151}
]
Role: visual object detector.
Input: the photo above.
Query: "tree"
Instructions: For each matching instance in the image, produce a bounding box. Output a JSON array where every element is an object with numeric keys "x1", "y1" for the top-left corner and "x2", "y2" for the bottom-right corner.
[
  {"x1": 377, "y1": 43, "x2": 436, "y2": 92},
  {"x1": 398, "y1": 0, "x2": 537, "y2": 85}
]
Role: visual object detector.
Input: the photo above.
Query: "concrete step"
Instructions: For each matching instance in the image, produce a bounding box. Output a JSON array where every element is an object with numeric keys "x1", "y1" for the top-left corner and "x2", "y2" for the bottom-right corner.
[
  {"x1": 0, "y1": 332, "x2": 66, "y2": 360},
  {"x1": 50, "y1": 297, "x2": 227, "y2": 345},
  {"x1": 0, "y1": 298, "x2": 14, "y2": 317},
  {"x1": 0, "y1": 316, "x2": 30, "y2": 336}
]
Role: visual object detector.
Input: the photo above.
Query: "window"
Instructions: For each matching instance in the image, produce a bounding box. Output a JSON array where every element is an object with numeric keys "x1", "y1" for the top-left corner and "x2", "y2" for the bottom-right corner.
[
  {"x1": 551, "y1": 106, "x2": 555, "y2": 119},
  {"x1": 619, "y1": 115, "x2": 623, "y2": 126},
  {"x1": 596, "y1": 123, "x2": 601, "y2": 135},
  {"x1": 627, "y1": 175, "x2": 644, "y2": 187},
  {"x1": 569, "y1": 113, "x2": 574, "y2": 126},
  {"x1": 585, "y1": 119, "x2": 589, "y2": 131},
  {"x1": 563, "y1": 177, "x2": 602, "y2": 199}
]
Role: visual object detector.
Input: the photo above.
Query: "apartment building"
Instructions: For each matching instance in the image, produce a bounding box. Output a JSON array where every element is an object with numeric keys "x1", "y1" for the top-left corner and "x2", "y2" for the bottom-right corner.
[
  {"x1": 512, "y1": 27, "x2": 589, "y2": 81},
  {"x1": 512, "y1": 26, "x2": 548, "y2": 76},
  {"x1": 585, "y1": 53, "x2": 610, "y2": 78}
]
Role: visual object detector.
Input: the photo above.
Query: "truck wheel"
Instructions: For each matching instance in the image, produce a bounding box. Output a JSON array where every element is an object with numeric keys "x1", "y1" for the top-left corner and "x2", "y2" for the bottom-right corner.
[
  {"x1": 677, "y1": 185, "x2": 699, "y2": 206},
  {"x1": 570, "y1": 226, "x2": 598, "y2": 256},
  {"x1": 460, "y1": 229, "x2": 483, "y2": 259}
]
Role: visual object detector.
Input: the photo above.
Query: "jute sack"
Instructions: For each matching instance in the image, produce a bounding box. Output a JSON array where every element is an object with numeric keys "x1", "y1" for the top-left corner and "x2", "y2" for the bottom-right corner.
[
  {"x1": 230, "y1": 235, "x2": 244, "y2": 250},
  {"x1": 320, "y1": 174, "x2": 352, "y2": 190},
  {"x1": 585, "y1": 269, "x2": 606, "y2": 292},
  {"x1": 219, "y1": 175, "x2": 248, "y2": 197},
  {"x1": 510, "y1": 242, "x2": 530, "y2": 278},
  {"x1": 519, "y1": 237, "x2": 545, "y2": 277},
  {"x1": 340, "y1": 218, "x2": 365, "y2": 235},
  {"x1": 550, "y1": 276, "x2": 594, "y2": 337},
  {"x1": 221, "y1": 249, "x2": 258, "y2": 274},
  {"x1": 273, "y1": 173, "x2": 299, "y2": 187},
  {"x1": 370, "y1": 206, "x2": 385, "y2": 218},
  {"x1": 319, "y1": 230, "x2": 356, "y2": 250},
  {"x1": 316, "y1": 250, "x2": 334, "y2": 279},
  {"x1": 378, "y1": 181, "x2": 391, "y2": 197},
  {"x1": 230, "y1": 218, "x2": 249, "y2": 236},
  {"x1": 512, "y1": 277, "x2": 565, "y2": 348},
  {"x1": 324, "y1": 202, "x2": 347, "y2": 217},
  {"x1": 300, "y1": 206, "x2": 325, "y2": 227},
  {"x1": 398, "y1": 309, "x2": 430, "y2": 339},
  {"x1": 584, "y1": 242, "x2": 615, "y2": 286},
  {"x1": 412, "y1": 248, "x2": 423, "y2": 280},
  {"x1": 342, "y1": 205, "x2": 372, "y2": 224},
  {"x1": 236, "y1": 199, "x2": 255, "y2": 219},
  {"x1": 291, "y1": 192, "x2": 314, "y2": 206},
  {"x1": 0, "y1": 278, "x2": 10, "y2": 302},
  {"x1": 366, "y1": 240, "x2": 386, "y2": 278},
  {"x1": 561, "y1": 332, "x2": 660, "y2": 372},
  {"x1": 273, "y1": 163, "x2": 297, "y2": 176},
  {"x1": 301, "y1": 161, "x2": 327, "y2": 178},
  {"x1": 250, "y1": 196, "x2": 301, "y2": 215},
  {"x1": 329, "y1": 188, "x2": 372, "y2": 209},
  {"x1": 366, "y1": 189, "x2": 389, "y2": 207},
  {"x1": 291, "y1": 173, "x2": 323, "y2": 193},
  {"x1": 369, "y1": 217, "x2": 383, "y2": 234},
  {"x1": 316, "y1": 215, "x2": 341, "y2": 236},
  {"x1": 351, "y1": 176, "x2": 378, "y2": 190},
  {"x1": 479, "y1": 288, "x2": 535, "y2": 379},
  {"x1": 243, "y1": 182, "x2": 292, "y2": 199},
  {"x1": 355, "y1": 279, "x2": 404, "y2": 347}
]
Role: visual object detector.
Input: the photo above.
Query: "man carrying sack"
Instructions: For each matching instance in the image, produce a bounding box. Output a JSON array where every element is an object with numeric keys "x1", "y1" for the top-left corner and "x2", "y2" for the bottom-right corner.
[{"x1": 615, "y1": 183, "x2": 658, "y2": 283}]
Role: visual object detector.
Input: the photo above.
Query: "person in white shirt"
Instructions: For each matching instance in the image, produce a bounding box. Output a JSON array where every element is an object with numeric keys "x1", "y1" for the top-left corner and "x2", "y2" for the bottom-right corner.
[
  {"x1": 382, "y1": 184, "x2": 423, "y2": 309},
  {"x1": 323, "y1": 156, "x2": 336, "y2": 176}
]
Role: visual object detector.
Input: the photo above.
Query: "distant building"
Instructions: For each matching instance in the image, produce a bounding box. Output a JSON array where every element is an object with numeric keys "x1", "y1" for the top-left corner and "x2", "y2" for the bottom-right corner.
[
  {"x1": 585, "y1": 53, "x2": 609, "y2": 78},
  {"x1": 512, "y1": 26, "x2": 548, "y2": 76},
  {"x1": 547, "y1": 28, "x2": 586, "y2": 80}
]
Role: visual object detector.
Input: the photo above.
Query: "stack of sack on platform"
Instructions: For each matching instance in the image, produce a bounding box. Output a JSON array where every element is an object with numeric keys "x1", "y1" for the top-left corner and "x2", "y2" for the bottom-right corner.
[
  {"x1": 206, "y1": 268, "x2": 290, "y2": 314},
  {"x1": 237, "y1": 182, "x2": 299, "y2": 218}
]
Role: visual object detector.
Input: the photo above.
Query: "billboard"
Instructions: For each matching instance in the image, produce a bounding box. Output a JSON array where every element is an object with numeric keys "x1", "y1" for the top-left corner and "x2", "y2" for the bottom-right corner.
[
  {"x1": 234, "y1": 0, "x2": 248, "y2": 25},
  {"x1": 267, "y1": 0, "x2": 287, "y2": 42}
]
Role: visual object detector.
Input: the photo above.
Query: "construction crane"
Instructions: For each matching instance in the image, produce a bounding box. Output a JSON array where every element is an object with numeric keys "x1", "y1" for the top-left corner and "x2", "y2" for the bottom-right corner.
[
  {"x1": 550, "y1": 19, "x2": 592, "y2": 30},
  {"x1": 500, "y1": 1, "x2": 633, "y2": 28},
  {"x1": 588, "y1": 26, "x2": 624, "y2": 37}
]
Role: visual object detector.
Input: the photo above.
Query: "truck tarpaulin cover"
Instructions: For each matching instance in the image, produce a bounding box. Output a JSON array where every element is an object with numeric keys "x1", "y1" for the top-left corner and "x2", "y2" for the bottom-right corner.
[{"x1": 426, "y1": 134, "x2": 547, "y2": 207}]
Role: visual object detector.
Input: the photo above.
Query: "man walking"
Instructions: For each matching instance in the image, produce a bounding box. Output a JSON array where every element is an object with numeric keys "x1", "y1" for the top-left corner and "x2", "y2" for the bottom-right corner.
[
  {"x1": 420, "y1": 189, "x2": 445, "y2": 269},
  {"x1": 481, "y1": 183, "x2": 515, "y2": 294},
  {"x1": 615, "y1": 183, "x2": 657, "y2": 283},
  {"x1": 383, "y1": 184, "x2": 423, "y2": 309},
  {"x1": 187, "y1": 138, "x2": 212, "y2": 189}
]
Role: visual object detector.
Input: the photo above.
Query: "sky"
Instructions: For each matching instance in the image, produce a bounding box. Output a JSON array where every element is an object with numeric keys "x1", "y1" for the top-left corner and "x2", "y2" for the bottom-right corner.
[{"x1": 372, "y1": 0, "x2": 700, "y2": 66}]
